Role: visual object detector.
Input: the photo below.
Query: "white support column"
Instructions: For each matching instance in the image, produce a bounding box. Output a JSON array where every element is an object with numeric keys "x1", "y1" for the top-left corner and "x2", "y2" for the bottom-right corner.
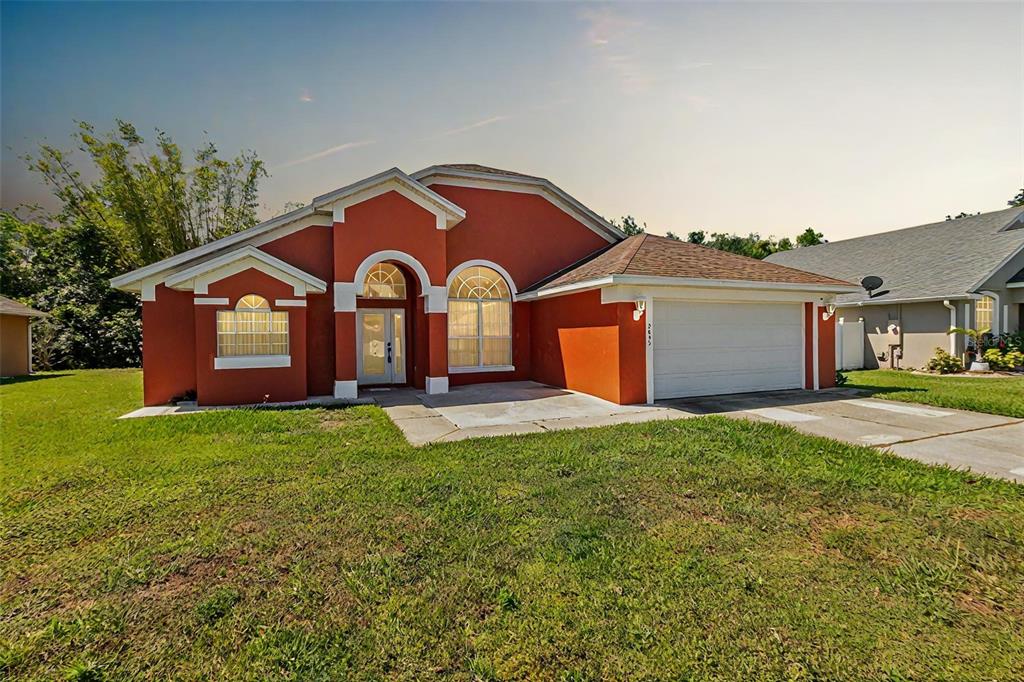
[
  {"x1": 426, "y1": 376, "x2": 449, "y2": 394},
  {"x1": 645, "y1": 296, "x2": 654, "y2": 404},
  {"x1": 334, "y1": 380, "x2": 358, "y2": 400},
  {"x1": 943, "y1": 300, "x2": 956, "y2": 355},
  {"x1": 812, "y1": 304, "x2": 820, "y2": 390}
]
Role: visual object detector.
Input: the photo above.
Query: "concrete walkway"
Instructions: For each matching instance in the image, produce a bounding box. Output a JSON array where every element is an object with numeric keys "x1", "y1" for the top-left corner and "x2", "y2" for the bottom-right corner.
[{"x1": 375, "y1": 381, "x2": 1023, "y2": 483}]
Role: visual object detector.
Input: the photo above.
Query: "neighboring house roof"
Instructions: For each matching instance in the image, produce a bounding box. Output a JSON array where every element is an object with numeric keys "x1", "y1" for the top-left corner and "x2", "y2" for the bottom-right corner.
[
  {"x1": 0, "y1": 295, "x2": 47, "y2": 318},
  {"x1": 765, "y1": 205, "x2": 1024, "y2": 305},
  {"x1": 113, "y1": 164, "x2": 622, "y2": 293},
  {"x1": 524, "y1": 233, "x2": 856, "y2": 295}
]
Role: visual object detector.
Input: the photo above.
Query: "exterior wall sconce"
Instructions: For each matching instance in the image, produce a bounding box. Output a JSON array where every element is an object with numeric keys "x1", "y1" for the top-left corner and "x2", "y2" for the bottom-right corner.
[
  {"x1": 633, "y1": 300, "x2": 646, "y2": 321},
  {"x1": 821, "y1": 303, "x2": 837, "y2": 321}
]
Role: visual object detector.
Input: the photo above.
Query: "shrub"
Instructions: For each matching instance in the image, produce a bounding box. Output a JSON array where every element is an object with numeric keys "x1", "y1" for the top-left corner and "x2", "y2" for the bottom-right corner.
[
  {"x1": 926, "y1": 348, "x2": 963, "y2": 374},
  {"x1": 983, "y1": 348, "x2": 1024, "y2": 371}
]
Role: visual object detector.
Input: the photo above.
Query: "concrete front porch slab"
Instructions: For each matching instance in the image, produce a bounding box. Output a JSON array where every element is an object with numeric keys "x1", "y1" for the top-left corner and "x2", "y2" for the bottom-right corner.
[{"x1": 368, "y1": 381, "x2": 681, "y2": 445}]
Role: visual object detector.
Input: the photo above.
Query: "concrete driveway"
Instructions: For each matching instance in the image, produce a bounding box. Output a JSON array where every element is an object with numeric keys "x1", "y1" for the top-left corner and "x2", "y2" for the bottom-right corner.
[
  {"x1": 660, "y1": 390, "x2": 1024, "y2": 483},
  {"x1": 372, "y1": 381, "x2": 1023, "y2": 483}
]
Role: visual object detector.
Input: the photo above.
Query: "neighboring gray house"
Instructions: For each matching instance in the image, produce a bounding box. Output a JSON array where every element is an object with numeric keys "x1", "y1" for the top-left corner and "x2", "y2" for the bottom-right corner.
[{"x1": 766, "y1": 205, "x2": 1024, "y2": 369}]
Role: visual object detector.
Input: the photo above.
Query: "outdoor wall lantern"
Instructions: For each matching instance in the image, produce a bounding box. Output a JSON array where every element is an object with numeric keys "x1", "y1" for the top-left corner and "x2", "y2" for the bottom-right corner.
[
  {"x1": 633, "y1": 300, "x2": 646, "y2": 321},
  {"x1": 821, "y1": 303, "x2": 837, "y2": 321}
]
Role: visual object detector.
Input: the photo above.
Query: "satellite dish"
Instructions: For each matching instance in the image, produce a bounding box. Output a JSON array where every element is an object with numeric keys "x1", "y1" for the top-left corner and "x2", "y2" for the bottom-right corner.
[{"x1": 861, "y1": 276, "x2": 884, "y2": 292}]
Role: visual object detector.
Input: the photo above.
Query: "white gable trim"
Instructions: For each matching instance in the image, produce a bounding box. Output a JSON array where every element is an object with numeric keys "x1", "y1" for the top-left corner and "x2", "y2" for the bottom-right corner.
[
  {"x1": 112, "y1": 168, "x2": 465, "y2": 292},
  {"x1": 164, "y1": 246, "x2": 327, "y2": 297},
  {"x1": 411, "y1": 165, "x2": 625, "y2": 244},
  {"x1": 111, "y1": 207, "x2": 330, "y2": 292},
  {"x1": 321, "y1": 168, "x2": 465, "y2": 231}
]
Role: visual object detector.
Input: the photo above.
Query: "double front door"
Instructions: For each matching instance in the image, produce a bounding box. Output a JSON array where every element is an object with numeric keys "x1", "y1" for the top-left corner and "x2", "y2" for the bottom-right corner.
[{"x1": 357, "y1": 308, "x2": 406, "y2": 385}]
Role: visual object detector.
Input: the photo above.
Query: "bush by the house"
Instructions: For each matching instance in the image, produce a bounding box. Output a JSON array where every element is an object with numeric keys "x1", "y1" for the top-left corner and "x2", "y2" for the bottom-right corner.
[
  {"x1": 926, "y1": 347, "x2": 964, "y2": 374},
  {"x1": 983, "y1": 347, "x2": 1024, "y2": 371}
]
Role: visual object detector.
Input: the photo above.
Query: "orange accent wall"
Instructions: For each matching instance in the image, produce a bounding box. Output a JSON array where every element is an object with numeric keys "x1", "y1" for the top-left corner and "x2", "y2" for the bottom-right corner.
[
  {"x1": 195, "y1": 269, "x2": 307, "y2": 405},
  {"x1": 818, "y1": 310, "x2": 837, "y2": 389},
  {"x1": 529, "y1": 289, "x2": 646, "y2": 404},
  {"x1": 433, "y1": 184, "x2": 610, "y2": 291},
  {"x1": 142, "y1": 285, "x2": 196, "y2": 405}
]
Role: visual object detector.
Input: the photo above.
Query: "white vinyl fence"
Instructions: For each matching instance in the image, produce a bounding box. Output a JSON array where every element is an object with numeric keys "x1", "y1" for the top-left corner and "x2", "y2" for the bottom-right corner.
[{"x1": 835, "y1": 317, "x2": 865, "y2": 370}]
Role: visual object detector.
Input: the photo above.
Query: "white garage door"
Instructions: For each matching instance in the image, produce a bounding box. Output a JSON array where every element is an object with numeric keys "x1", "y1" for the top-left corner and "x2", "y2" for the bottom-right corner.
[{"x1": 653, "y1": 301, "x2": 804, "y2": 399}]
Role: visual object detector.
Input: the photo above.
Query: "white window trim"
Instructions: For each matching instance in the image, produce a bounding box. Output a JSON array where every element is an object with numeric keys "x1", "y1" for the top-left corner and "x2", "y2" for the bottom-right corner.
[
  {"x1": 448, "y1": 365, "x2": 515, "y2": 374},
  {"x1": 214, "y1": 355, "x2": 291, "y2": 370}
]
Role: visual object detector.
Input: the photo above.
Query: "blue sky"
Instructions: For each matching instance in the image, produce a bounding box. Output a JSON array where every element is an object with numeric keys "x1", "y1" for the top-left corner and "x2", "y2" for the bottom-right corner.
[{"x1": 2, "y1": 1, "x2": 1021, "y2": 240}]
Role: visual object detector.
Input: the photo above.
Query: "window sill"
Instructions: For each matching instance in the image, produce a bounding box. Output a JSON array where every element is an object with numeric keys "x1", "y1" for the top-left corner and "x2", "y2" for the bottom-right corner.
[
  {"x1": 214, "y1": 355, "x2": 291, "y2": 370},
  {"x1": 448, "y1": 365, "x2": 515, "y2": 374}
]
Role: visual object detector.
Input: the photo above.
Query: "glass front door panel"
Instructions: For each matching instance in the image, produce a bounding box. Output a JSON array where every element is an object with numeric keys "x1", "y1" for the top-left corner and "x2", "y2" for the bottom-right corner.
[
  {"x1": 391, "y1": 311, "x2": 405, "y2": 383},
  {"x1": 361, "y1": 312, "x2": 387, "y2": 378}
]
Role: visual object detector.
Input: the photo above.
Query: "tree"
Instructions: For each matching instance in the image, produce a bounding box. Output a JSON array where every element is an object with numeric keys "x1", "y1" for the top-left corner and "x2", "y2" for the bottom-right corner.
[
  {"x1": 3, "y1": 120, "x2": 267, "y2": 369},
  {"x1": 664, "y1": 231, "x2": 681, "y2": 241},
  {"x1": 1, "y1": 213, "x2": 142, "y2": 368},
  {"x1": 1009, "y1": 188, "x2": 1024, "y2": 207},
  {"x1": 25, "y1": 120, "x2": 266, "y2": 269},
  {"x1": 795, "y1": 227, "x2": 825, "y2": 247},
  {"x1": 613, "y1": 215, "x2": 645, "y2": 236},
  {"x1": 945, "y1": 211, "x2": 979, "y2": 221},
  {"x1": 687, "y1": 230, "x2": 706, "y2": 245}
]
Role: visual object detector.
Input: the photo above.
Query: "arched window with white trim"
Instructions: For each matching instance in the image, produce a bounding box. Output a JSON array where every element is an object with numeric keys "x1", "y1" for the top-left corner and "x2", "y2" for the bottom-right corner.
[
  {"x1": 217, "y1": 294, "x2": 289, "y2": 357},
  {"x1": 447, "y1": 266, "x2": 512, "y2": 369},
  {"x1": 361, "y1": 262, "x2": 407, "y2": 299}
]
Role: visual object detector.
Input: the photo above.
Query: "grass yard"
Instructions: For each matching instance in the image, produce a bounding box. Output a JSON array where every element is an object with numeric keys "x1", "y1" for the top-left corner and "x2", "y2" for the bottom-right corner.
[
  {"x1": 2, "y1": 371, "x2": 1023, "y2": 681},
  {"x1": 843, "y1": 369, "x2": 1024, "y2": 418}
]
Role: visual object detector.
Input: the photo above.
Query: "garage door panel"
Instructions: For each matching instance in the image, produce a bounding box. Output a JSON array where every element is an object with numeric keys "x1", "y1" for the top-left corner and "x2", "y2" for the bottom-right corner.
[
  {"x1": 654, "y1": 348, "x2": 800, "y2": 374},
  {"x1": 655, "y1": 329, "x2": 802, "y2": 352},
  {"x1": 653, "y1": 300, "x2": 804, "y2": 399}
]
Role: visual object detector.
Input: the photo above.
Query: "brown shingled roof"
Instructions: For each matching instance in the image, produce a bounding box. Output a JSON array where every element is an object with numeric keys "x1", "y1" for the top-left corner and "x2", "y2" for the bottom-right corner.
[
  {"x1": 436, "y1": 164, "x2": 544, "y2": 181},
  {"x1": 532, "y1": 234, "x2": 856, "y2": 291}
]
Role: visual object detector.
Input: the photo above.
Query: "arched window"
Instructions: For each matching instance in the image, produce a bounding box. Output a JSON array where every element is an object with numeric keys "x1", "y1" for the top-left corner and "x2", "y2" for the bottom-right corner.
[
  {"x1": 362, "y1": 263, "x2": 407, "y2": 299},
  {"x1": 217, "y1": 294, "x2": 289, "y2": 357},
  {"x1": 447, "y1": 266, "x2": 512, "y2": 369}
]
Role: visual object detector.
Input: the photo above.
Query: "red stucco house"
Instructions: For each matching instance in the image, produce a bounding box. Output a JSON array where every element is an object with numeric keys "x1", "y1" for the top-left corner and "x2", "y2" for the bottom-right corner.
[{"x1": 112, "y1": 164, "x2": 858, "y2": 407}]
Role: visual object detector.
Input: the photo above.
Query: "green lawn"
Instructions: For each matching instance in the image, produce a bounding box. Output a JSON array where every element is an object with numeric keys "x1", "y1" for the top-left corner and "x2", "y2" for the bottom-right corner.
[
  {"x1": 843, "y1": 369, "x2": 1024, "y2": 418},
  {"x1": 2, "y1": 371, "x2": 1023, "y2": 681}
]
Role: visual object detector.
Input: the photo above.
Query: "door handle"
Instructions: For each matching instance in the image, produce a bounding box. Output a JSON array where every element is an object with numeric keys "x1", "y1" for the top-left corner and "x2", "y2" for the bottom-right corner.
[{"x1": 386, "y1": 341, "x2": 392, "y2": 364}]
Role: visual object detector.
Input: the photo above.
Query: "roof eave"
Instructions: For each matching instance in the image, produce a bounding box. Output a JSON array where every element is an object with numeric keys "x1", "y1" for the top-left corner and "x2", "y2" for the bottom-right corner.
[{"x1": 519, "y1": 274, "x2": 860, "y2": 300}]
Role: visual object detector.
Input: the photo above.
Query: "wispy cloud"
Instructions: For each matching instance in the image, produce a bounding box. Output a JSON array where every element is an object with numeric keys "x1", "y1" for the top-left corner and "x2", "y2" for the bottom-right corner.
[
  {"x1": 299, "y1": 88, "x2": 314, "y2": 103},
  {"x1": 677, "y1": 61, "x2": 713, "y2": 71},
  {"x1": 431, "y1": 115, "x2": 511, "y2": 139},
  {"x1": 275, "y1": 139, "x2": 375, "y2": 170},
  {"x1": 579, "y1": 8, "x2": 656, "y2": 93}
]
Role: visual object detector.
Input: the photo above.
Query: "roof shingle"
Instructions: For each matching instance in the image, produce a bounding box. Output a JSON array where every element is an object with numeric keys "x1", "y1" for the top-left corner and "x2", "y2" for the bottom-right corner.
[
  {"x1": 529, "y1": 234, "x2": 855, "y2": 291},
  {"x1": 765, "y1": 206, "x2": 1024, "y2": 304}
]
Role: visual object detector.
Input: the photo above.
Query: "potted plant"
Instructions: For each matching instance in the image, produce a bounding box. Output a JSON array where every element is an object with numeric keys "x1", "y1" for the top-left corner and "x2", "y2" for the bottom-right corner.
[{"x1": 947, "y1": 326, "x2": 991, "y2": 372}]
